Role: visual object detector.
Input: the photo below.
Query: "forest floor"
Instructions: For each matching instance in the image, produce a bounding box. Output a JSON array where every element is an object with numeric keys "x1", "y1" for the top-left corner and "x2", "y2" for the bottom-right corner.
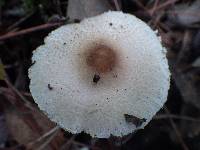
[{"x1": 0, "y1": 0, "x2": 200, "y2": 150}]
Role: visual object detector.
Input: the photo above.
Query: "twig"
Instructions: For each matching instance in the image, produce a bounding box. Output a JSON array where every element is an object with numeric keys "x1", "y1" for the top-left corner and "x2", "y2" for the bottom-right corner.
[
  {"x1": 0, "y1": 87, "x2": 32, "y2": 97},
  {"x1": 149, "y1": 0, "x2": 159, "y2": 16},
  {"x1": 154, "y1": 114, "x2": 200, "y2": 122},
  {"x1": 147, "y1": 0, "x2": 178, "y2": 16},
  {"x1": 4, "y1": 78, "x2": 34, "y2": 110},
  {"x1": 150, "y1": 10, "x2": 165, "y2": 29},
  {"x1": 157, "y1": 21, "x2": 171, "y2": 32},
  {"x1": 60, "y1": 135, "x2": 76, "y2": 150},
  {"x1": 131, "y1": 0, "x2": 147, "y2": 11},
  {"x1": 26, "y1": 126, "x2": 60, "y2": 149},
  {"x1": 6, "y1": 12, "x2": 35, "y2": 32},
  {"x1": 113, "y1": 0, "x2": 121, "y2": 11},
  {"x1": 0, "y1": 22, "x2": 64, "y2": 41},
  {"x1": 155, "y1": 0, "x2": 179, "y2": 12},
  {"x1": 164, "y1": 107, "x2": 189, "y2": 150},
  {"x1": 176, "y1": 30, "x2": 193, "y2": 66},
  {"x1": 167, "y1": 10, "x2": 200, "y2": 18},
  {"x1": 36, "y1": 128, "x2": 60, "y2": 150}
]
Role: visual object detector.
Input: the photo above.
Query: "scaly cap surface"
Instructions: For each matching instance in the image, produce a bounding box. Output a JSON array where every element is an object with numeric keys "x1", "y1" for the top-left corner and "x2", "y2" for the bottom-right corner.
[{"x1": 29, "y1": 11, "x2": 170, "y2": 138}]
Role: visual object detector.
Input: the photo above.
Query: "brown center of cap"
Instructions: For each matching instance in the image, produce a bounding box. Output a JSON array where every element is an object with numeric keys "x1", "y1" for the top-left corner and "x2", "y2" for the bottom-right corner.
[{"x1": 86, "y1": 46, "x2": 116, "y2": 73}]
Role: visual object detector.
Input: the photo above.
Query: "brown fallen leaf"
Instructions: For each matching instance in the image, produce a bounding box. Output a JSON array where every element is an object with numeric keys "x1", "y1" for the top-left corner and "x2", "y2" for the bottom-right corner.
[{"x1": 124, "y1": 114, "x2": 146, "y2": 127}]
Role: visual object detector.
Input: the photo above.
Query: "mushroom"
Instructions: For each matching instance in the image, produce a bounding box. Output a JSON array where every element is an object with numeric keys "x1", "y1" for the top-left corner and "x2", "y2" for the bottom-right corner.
[{"x1": 29, "y1": 11, "x2": 170, "y2": 138}]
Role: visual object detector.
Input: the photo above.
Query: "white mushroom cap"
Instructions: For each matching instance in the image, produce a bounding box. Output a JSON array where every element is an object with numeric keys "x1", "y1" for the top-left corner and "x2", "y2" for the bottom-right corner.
[{"x1": 29, "y1": 11, "x2": 170, "y2": 138}]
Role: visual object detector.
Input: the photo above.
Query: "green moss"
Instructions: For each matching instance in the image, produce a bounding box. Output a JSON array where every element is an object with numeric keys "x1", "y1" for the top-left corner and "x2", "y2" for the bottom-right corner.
[
  {"x1": 0, "y1": 60, "x2": 6, "y2": 80},
  {"x1": 0, "y1": 0, "x2": 5, "y2": 7}
]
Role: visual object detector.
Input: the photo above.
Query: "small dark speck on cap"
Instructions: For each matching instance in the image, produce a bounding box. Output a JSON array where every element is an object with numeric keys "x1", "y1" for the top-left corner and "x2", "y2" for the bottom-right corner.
[
  {"x1": 93, "y1": 74, "x2": 100, "y2": 83},
  {"x1": 48, "y1": 84, "x2": 53, "y2": 90},
  {"x1": 31, "y1": 60, "x2": 36, "y2": 66},
  {"x1": 74, "y1": 19, "x2": 80, "y2": 23},
  {"x1": 113, "y1": 74, "x2": 117, "y2": 78}
]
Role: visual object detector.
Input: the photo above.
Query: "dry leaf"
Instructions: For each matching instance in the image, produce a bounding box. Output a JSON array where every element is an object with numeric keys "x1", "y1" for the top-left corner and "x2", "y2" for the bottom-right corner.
[
  {"x1": 124, "y1": 114, "x2": 146, "y2": 127},
  {"x1": 67, "y1": 0, "x2": 112, "y2": 20},
  {"x1": 167, "y1": 0, "x2": 200, "y2": 27}
]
